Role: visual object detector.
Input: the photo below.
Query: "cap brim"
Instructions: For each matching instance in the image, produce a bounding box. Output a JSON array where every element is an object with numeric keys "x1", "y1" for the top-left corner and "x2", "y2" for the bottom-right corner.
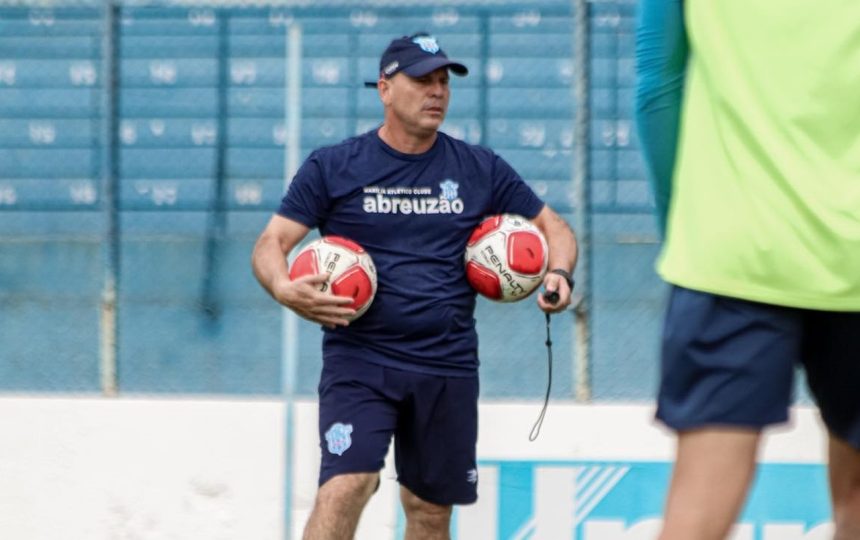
[
  {"x1": 363, "y1": 58, "x2": 468, "y2": 88},
  {"x1": 401, "y1": 57, "x2": 469, "y2": 78}
]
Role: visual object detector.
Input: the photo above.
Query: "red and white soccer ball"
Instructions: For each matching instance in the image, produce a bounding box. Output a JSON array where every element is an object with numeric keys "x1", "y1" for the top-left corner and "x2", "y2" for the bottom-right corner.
[
  {"x1": 464, "y1": 214, "x2": 548, "y2": 302},
  {"x1": 288, "y1": 236, "x2": 378, "y2": 321}
]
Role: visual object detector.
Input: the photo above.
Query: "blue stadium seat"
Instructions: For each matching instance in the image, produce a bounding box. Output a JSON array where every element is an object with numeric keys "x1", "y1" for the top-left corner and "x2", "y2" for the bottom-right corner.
[
  {"x1": 590, "y1": 3, "x2": 636, "y2": 33},
  {"x1": 225, "y1": 57, "x2": 352, "y2": 88},
  {"x1": 617, "y1": 149, "x2": 646, "y2": 179},
  {"x1": 614, "y1": 179, "x2": 652, "y2": 208},
  {"x1": 0, "y1": 10, "x2": 100, "y2": 37},
  {"x1": 486, "y1": 57, "x2": 572, "y2": 87},
  {"x1": 121, "y1": 88, "x2": 218, "y2": 116},
  {"x1": 590, "y1": 32, "x2": 617, "y2": 59},
  {"x1": 591, "y1": 119, "x2": 637, "y2": 149},
  {"x1": 228, "y1": 117, "x2": 349, "y2": 148},
  {"x1": 439, "y1": 119, "x2": 482, "y2": 145},
  {"x1": 121, "y1": 58, "x2": 218, "y2": 87},
  {"x1": 616, "y1": 88, "x2": 635, "y2": 119},
  {"x1": 118, "y1": 13, "x2": 218, "y2": 37},
  {"x1": 225, "y1": 177, "x2": 286, "y2": 210},
  {"x1": 590, "y1": 148, "x2": 616, "y2": 179},
  {"x1": 352, "y1": 14, "x2": 481, "y2": 37},
  {"x1": 489, "y1": 14, "x2": 572, "y2": 34},
  {"x1": 226, "y1": 58, "x2": 280, "y2": 87},
  {"x1": 0, "y1": 178, "x2": 99, "y2": 209},
  {"x1": 486, "y1": 118, "x2": 572, "y2": 150},
  {"x1": 616, "y1": 57, "x2": 635, "y2": 88},
  {"x1": 229, "y1": 33, "x2": 351, "y2": 57},
  {"x1": 526, "y1": 178, "x2": 574, "y2": 212},
  {"x1": 488, "y1": 88, "x2": 572, "y2": 117},
  {"x1": 617, "y1": 32, "x2": 635, "y2": 56},
  {"x1": 120, "y1": 178, "x2": 213, "y2": 210},
  {"x1": 357, "y1": 31, "x2": 481, "y2": 57},
  {"x1": 229, "y1": 87, "x2": 350, "y2": 117},
  {"x1": 489, "y1": 32, "x2": 571, "y2": 57},
  {"x1": 0, "y1": 119, "x2": 94, "y2": 147},
  {"x1": 226, "y1": 147, "x2": 283, "y2": 178},
  {"x1": 0, "y1": 36, "x2": 98, "y2": 58},
  {"x1": 495, "y1": 148, "x2": 572, "y2": 181},
  {"x1": 229, "y1": 15, "x2": 362, "y2": 35},
  {"x1": 302, "y1": 57, "x2": 350, "y2": 87},
  {"x1": 590, "y1": 88, "x2": 617, "y2": 119},
  {"x1": 120, "y1": 147, "x2": 216, "y2": 179},
  {"x1": 0, "y1": 59, "x2": 98, "y2": 88},
  {"x1": 121, "y1": 35, "x2": 218, "y2": 58},
  {"x1": 591, "y1": 179, "x2": 614, "y2": 207},
  {"x1": 0, "y1": 148, "x2": 94, "y2": 178},
  {"x1": 591, "y1": 58, "x2": 618, "y2": 87},
  {"x1": 118, "y1": 118, "x2": 218, "y2": 147}
]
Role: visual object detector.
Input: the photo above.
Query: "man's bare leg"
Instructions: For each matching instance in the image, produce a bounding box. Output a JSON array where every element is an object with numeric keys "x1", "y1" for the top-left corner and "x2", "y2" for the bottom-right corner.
[
  {"x1": 829, "y1": 434, "x2": 860, "y2": 540},
  {"x1": 401, "y1": 486, "x2": 453, "y2": 540},
  {"x1": 659, "y1": 428, "x2": 760, "y2": 540},
  {"x1": 303, "y1": 472, "x2": 378, "y2": 540}
]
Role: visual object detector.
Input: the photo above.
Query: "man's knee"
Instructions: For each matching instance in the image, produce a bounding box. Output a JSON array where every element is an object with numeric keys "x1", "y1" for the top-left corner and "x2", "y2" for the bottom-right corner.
[
  {"x1": 317, "y1": 472, "x2": 380, "y2": 508},
  {"x1": 401, "y1": 488, "x2": 452, "y2": 526}
]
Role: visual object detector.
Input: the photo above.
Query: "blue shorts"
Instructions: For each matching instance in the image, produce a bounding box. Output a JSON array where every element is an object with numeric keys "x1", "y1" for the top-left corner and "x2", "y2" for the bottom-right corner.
[
  {"x1": 658, "y1": 286, "x2": 860, "y2": 448},
  {"x1": 317, "y1": 355, "x2": 479, "y2": 505}
]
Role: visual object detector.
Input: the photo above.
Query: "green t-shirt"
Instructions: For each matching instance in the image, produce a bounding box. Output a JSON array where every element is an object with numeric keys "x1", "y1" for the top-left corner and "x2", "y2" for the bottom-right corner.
[{"x1": 659, "y1": 0, "x2": 860, "y2": 310}]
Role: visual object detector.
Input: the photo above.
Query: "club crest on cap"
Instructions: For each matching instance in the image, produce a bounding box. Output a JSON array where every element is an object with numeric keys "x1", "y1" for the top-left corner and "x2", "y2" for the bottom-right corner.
[{"x1": 412, "y1": 35, "x2": 440, "y2": 54}]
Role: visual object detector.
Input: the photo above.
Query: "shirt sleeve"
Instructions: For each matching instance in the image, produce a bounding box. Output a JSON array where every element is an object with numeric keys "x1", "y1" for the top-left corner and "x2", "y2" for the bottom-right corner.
[
  {"x1": 276, "y1": 152, "x2": 330, "y2": 229},
  {"x1": 635, "y1": 0, "x2": 688, "y2": 237},
  {"x1": 489, "y1": 153, "x2": 545, "y2": 219}
]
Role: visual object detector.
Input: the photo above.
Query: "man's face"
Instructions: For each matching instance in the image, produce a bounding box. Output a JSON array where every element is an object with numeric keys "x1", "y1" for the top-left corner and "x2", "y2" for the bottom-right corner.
[{"x1": 381, "y1": 67, "x2": 450, "y2": 136}]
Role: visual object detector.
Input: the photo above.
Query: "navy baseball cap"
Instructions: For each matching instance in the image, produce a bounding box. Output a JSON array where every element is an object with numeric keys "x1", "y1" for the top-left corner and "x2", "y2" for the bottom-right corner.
[{"x1": 364, "y1": 33, "x2": 469, "y2": 88}]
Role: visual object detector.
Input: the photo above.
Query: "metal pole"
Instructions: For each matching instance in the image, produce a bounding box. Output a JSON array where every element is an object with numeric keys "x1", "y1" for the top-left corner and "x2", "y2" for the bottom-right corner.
[
  {"x1": 99, "y1": 0, "x2": 120, "y2": 397},
  {"x1": 200, "y1": 11, "x2": 231, "y2": 320},
  {"x1": 572, "y1": 0, "x2": 592, "y2": 402},
  {"x1": 282, "y1": 22, "x2": 302, "y2": 540},
  {"x1": 478, "y1": 13, "x2": 490, "y2": 145}
]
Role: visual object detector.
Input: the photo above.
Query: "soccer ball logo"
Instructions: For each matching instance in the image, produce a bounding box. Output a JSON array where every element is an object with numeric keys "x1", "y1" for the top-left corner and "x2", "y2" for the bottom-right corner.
[
  {"x1": 464, "y1": 214, "x2": 548, "y2": 302},
  {"x1": 289, "y1": 236, "x2": 378, "y2": 321}
]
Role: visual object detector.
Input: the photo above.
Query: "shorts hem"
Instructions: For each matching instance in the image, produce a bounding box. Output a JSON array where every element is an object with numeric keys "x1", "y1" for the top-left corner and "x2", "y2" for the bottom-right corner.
[
  {"x1": 399, "y1": 479, "x2": 478, "y2": 507},
  {"x1": 319, "y1": 468, "x2": 383, "y2": 488},
  {"x1": 655, "y1": 412, "x2": 788, "y2": 433}
]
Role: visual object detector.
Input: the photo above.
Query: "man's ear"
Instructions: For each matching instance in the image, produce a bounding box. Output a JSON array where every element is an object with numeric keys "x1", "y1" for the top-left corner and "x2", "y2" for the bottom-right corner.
[{"x1": 378, "y1": 78, "x2": 392, "y2": 105}]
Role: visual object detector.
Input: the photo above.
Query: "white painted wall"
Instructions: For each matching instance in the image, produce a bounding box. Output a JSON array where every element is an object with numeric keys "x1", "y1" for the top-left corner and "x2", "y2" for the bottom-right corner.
[
  {"x1": 0, "y1": 397, "x2": 284, "y2": 540},
  {"x1": 0, "y1": 398, "x2": 828, "y2": 540}
]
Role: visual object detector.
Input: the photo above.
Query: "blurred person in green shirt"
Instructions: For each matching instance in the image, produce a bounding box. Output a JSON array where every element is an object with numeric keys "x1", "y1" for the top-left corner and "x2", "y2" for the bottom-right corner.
[{"x1": 636, "y1": 0, "x2": 860, "y2": 538}]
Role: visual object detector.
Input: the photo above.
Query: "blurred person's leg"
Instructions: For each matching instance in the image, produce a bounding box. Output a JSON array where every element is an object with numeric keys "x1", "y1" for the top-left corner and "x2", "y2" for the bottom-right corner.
[
  {"x1": 829, "y1": 435, "x2": 860, "y2": 540},
  {"x1": 656, "y1": 286, "x2": 802, "y2": 539},
  {"x1": 803, "y1": 311, "x2": 860, "y2": 539},
  {"x1": 401, "y1": 486, "x2": 453, "y2": 540},
  {"x1": 659, "y1": 428, "x2": 760, "y2": 540},
  {"x1": 303, "y1": 473, "x2": 378, "y2": 540}
]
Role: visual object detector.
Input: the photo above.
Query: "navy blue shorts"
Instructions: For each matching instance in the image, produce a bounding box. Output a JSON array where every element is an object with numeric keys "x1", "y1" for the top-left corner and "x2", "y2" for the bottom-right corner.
[
  {"x1": 317, "y1": 355, "x2": 479, "y2": 505},
  {"x1": 658, "y1": 286, "x2": 860, "y2": 448}
]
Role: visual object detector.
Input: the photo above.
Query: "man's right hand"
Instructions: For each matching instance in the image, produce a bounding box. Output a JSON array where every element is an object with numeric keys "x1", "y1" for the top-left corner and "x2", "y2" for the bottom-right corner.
[{"x1": 273, "y1": 273, "x2": 357, "y2": 328}]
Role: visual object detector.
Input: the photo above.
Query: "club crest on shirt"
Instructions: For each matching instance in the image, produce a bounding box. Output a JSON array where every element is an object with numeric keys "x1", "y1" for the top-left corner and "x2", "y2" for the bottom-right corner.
[
  {"x1": 412, "y1": 36, "x2": 440, "y2": 54},
  {"x1": 325, "y1": 422, "x2": 353, "y2": 456},
  {"x1": 439, "y1": 179, "x2": 459, "y2": 201}
]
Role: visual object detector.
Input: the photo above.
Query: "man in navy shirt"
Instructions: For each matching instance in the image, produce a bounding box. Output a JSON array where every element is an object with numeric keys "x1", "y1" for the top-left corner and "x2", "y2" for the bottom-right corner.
[{"x1": 253, "y1": 33, "x2": 577, "y2": 540}]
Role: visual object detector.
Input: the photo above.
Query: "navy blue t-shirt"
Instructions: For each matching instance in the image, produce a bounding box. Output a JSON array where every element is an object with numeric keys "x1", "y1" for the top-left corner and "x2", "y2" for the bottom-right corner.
[{"x1": 278, "y1": 129, "x2": 544, "y2": 375}]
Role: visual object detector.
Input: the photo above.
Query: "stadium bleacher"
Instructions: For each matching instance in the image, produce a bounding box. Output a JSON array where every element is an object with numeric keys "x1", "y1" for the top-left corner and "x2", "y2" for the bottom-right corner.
[{"x1": 0, "y1": 2, "x2": 665, "y2": 399}]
